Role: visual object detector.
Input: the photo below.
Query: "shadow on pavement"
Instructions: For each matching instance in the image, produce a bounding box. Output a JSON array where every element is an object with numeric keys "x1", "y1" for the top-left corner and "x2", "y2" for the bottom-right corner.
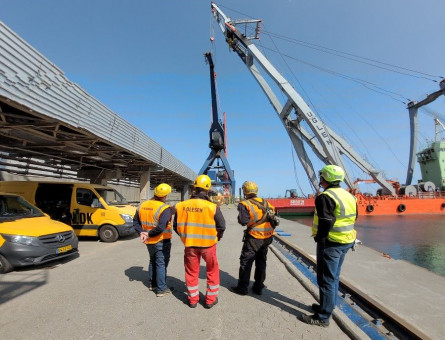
[
  {"x1": 124, "y1": 265, "x2": 188, "y2": 304},
  {"x1": 0, "y1": 253, "x2": 79, "y2": 305},
  {"x1": 220, "y1": 267, "x2": 309, "y2": 318},
  {"x1": 124, "y1": 263, "x2": 308, "y2": 315},
  {"x1": 0, "y1": 270, "x2": 48, "y2": 305}
]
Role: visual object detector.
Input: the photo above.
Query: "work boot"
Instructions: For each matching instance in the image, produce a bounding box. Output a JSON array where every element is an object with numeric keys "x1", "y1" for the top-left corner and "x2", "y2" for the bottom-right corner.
[
  {"x1": 299, "y1": 314, "x2": 329, "y2": 327},
  {"x1": 311, "y1": 303, "x2": 321, "y2": 312},
  {"x1": 156, "y1": 288, "x2": 173, "y2": 297},
  {"x1": 229, "y1": 286, "x2": 247, "y2": 296},
  {"x1": 252, "y1": 286, "x2": 263, "y2": 295},
  {"x1": 188, "y1": 301, "x2": 198, "y2": 308},
  {"x1": 205, "y1": 297, "x2": 218, "y2": 309},
  {"x1": 252, "y1": 283, "x2": 265, "y2": 295}
]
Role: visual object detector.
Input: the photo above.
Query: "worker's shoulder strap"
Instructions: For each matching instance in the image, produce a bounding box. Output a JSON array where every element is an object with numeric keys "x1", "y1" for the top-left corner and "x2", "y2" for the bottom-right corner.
[
  {"x1": 247, "y1": 198, "x2": 270, "y2": 212},
  {"x1": 245, "y1": 198, "x2": 270, "y2": 229},
  {"x1": 247, "y1": 197, "x2": 279, "y2": 229}
]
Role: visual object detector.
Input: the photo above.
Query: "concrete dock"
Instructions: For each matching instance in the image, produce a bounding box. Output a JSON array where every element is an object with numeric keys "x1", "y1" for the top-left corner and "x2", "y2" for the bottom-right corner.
[
  {"x1": 275, "y1": 209, "x2": 445, "y2": 340},
  {"x1": 0, "y1": 205, "x2": 443, "y2": 339}
]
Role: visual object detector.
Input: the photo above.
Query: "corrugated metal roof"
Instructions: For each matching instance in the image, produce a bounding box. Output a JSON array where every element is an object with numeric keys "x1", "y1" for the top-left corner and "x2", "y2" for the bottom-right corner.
[{"x1": 0, "y1": 20, "x2": 197, "y2": 188}]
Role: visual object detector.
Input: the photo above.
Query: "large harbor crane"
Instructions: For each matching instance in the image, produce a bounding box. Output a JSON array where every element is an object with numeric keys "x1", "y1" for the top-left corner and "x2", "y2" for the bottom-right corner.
[
  {"x1": 405, "y1": 79, "x2": 445, "y2": 185},
  {"x1": 210, "y1": 2, "x2": 396, "y2": 195},
  {"x1": 199, "y1": 52, "x2": 235, "y2": 196}
]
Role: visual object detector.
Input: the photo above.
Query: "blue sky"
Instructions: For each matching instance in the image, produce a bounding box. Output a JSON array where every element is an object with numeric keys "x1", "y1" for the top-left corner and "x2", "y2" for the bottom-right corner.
[{"x1": 1, "y1": 0, "x2": 445, "y2": 197}]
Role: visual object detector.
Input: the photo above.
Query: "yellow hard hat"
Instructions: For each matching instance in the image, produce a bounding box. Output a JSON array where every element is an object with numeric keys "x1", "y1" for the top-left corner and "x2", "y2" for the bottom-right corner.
[
  {"x1": 194, "y1": 174, "x2": 211, "y2": 190},
  {"x1": 154, "y1": 183, "x2": 172, "y2": 197},
  {"x1": 242, "y1": 181, "x2": 258, "y2": 195}
]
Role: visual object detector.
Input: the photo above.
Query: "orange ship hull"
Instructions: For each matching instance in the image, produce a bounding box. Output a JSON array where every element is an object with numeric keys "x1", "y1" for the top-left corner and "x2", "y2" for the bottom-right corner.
[
  {"x1": 356, "y1": 193, "x2": 445, "y2": 215},
  {"x1": 267, "y1": 192, "x2": 445, "y2": 216},
  {"x1": 267, "y1": 198, "x2": 315, "y2": 216}
]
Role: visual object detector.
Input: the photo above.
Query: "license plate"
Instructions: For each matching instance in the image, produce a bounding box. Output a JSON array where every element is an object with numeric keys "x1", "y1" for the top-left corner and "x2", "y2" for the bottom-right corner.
[{"x1": 56, "y1": 245, "x2": 72, "y2": 254}]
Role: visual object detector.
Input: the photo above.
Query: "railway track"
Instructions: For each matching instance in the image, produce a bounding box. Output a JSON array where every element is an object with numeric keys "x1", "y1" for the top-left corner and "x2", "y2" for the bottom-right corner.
[{"x1": 272, "y1": 236, "x2": 431, "y2": 340}]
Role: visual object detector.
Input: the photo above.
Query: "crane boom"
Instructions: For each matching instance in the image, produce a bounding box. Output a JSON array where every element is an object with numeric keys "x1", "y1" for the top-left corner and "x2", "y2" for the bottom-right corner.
[
  {"x1": 205, "y1": 52, "x2": 226, "y2": 151},
  {"x1": 199, "y1": 51, "x2": 235, "y2": 196},
  {"x1": 210, "y1": 2, "x2": 396, "y2": 195}
]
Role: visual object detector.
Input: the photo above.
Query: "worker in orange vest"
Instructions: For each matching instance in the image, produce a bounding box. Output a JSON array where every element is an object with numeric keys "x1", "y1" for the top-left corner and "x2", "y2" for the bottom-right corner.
[
  {"x1": 230, "y1": 181, "x2": 277, "y2": 296},
  {"x1": 133, "y1": 183, "x2": 174, "y2": 297},
  {"x1": 174, "y1": 174, "x2": 226, "y2": 308}
]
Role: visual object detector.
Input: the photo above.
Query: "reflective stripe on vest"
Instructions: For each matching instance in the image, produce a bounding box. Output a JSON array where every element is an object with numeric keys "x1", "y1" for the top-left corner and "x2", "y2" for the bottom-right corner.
[
  {"x1": 240, "y1": 198, "x2": 275, "y2": 239},
  {"x1": 312, "y1": 187, "x2": 357, "y2": 244},
  {"x1": 176, "y1": 198, "x2": 218, "y2": 247},
  {"x1": 139, "y1": 200, "x2": 172, "y2": 244}
]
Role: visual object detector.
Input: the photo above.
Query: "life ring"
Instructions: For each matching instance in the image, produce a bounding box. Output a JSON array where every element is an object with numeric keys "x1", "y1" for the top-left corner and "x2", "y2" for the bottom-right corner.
[
  {"x1": 366, "y1": 205, "x2": 374, "y2": 213},
  {"x1": 398, "y1": 204, "x2": 406, "y2": 213}
]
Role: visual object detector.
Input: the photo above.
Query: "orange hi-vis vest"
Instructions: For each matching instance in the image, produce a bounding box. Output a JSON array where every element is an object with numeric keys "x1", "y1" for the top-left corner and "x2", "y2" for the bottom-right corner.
[
  {"x1": 240, "y1": 198, "x2": 275, "y2": 239},
  {"x1": 139, "y1": 199, "x2": 172, "y2": 244},
  {"x1": 175, "y1": 198, "x2": 218, "y2": 247}
]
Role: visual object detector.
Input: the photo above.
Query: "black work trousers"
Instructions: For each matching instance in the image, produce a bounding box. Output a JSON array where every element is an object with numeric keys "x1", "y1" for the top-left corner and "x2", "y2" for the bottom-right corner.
[{"x1": 237, "y1": 233, "x2": 273, "y2": 291}]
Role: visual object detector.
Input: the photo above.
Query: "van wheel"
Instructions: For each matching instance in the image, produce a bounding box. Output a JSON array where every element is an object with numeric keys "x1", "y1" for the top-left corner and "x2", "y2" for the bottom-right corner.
[
  {"x1": 99, "y1": 225, "x2": 119, "y2": 243},
  {"x1": 0, "y1": 254, "x2": 13, "y2": 274}
]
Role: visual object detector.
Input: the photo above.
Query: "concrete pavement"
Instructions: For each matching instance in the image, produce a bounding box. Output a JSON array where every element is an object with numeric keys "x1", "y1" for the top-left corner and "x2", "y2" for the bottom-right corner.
[
  {"x1": 275, "y1": 211, "x2": 445, "y2": 340},
  {"x1": 0, "y1": 205, "x2": 355, "y2": 340}
]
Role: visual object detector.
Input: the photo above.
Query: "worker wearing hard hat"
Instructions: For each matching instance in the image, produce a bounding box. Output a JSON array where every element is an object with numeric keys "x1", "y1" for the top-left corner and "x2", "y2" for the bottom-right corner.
[
  {"x1": 133, "y1": 183, "x2": 174, "y2": 297},
  {"x1": 173, "y1": 174, "x2": 226, "y2": 309},
  {"x1": 230, "y1": 181, "x2": 278, "y2": 296},
  {"x1": 299, "y1": 165, "x2": 357, "y2": 327}
]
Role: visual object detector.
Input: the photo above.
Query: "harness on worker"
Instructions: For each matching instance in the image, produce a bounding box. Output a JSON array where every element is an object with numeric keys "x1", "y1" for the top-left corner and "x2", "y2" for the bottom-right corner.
[{"x1": 247, "y1": 198, "x2": 280, "y2": 229}]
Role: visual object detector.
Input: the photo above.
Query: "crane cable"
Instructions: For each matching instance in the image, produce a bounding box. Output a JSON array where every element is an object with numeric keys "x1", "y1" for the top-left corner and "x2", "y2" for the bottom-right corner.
[
  {"x1": 260, "y1": 24, "x2": 344, "y2": 170},
  {"x1": 216, "y1": 4, "x2": 442, "y2": 104},
  {"x1": 265, "y1": 31, "x2": 443, "y2": 82},
  {"x1": 259, "y1": 26, "x2": 407, "y2": 174}
]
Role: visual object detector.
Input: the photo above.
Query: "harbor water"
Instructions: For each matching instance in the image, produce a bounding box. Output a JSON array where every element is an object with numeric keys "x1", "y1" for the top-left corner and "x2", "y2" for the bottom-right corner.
[{"x1": 285, "y1": 215, "x2": 445, "y2": 277}]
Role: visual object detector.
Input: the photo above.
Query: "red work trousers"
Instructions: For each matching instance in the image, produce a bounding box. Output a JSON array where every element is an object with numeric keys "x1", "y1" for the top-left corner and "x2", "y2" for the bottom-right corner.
[{"x1": 184, "y1": 244, "x2": 219, "y2": 305}]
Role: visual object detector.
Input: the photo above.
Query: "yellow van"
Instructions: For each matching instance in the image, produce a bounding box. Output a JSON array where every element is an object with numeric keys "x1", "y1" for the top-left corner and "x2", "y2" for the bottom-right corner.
[
  {"x1": 0, "y1": 181, "x2": 137, "y2": 242},
  {"x1": 0, "y1": 193, "x2": 78, "y2": 273}
]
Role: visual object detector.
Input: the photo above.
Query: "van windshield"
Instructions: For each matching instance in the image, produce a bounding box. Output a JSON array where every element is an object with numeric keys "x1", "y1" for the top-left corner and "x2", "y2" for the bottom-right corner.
[
  {"x1": 0, "y1": 195, "x2": 45, "y2": 222},
  {"x1": 95, "y1": 189, "x2": 128, "y2": 206}
]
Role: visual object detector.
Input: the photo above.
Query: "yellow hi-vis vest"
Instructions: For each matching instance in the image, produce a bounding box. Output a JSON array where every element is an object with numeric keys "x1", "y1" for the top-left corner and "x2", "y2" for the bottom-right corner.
[
  {"x1": 175, "y1": 198, "x2": 218, "y2": 247},
  {"x1": 139, "y1": 199, "x2": 172, "y2": 244},
  {"x1": 240, "y1": 198, "x2": 275, "y2": 239},
  {"x1": 312, "y1": 187, "x2": 357, "y2": 244}
]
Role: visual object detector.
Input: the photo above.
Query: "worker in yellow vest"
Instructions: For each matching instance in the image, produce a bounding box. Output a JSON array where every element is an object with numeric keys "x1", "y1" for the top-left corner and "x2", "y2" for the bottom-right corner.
[
  {"x1": 300, "y1": 165, "x2": 357, "y2": 327},
  {"x1": 230, "y1": 181, "x2": 277, "y2": 296},
  {"x1": 173, "y1": 174, "x2": 226, "y2": 309},
  {"x1": 133, "y1": 183, "x2": 174, "y2": 297}
]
